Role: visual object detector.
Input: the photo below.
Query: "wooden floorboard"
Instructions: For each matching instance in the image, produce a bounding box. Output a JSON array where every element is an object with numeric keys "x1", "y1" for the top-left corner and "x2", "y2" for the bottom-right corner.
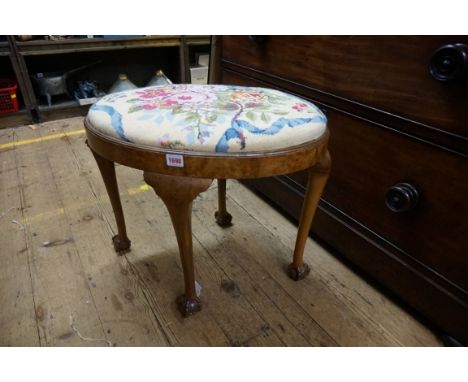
[
  {"x1": 228, "y1": 182, "x2": 442, "y2": 346},
  {"x1": 0, "y1": 117, "x2": 442, "y2": 346},
  {"x1": 41, "y1": 121, "x2": 172, "y2": 346},
  {"x1": 10, "y1": 124, "x2": 107, "y2": 346},
  {"x1": 0, "y1": 129, "x2": 40, "y2": 346}
]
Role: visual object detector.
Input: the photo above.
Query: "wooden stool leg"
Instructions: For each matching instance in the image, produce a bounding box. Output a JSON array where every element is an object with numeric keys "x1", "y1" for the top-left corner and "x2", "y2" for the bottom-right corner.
[
  {"x1": 288, "y1": 151, "x2": 331, "y2": 281},
  {"x1": 91, "y1": 149, "x2": 131, "y2": 254},
  {"x1": 215, "y1": 179, "x2": 233, "y2": 227},
  {"x1": 144, "y1": 172, "x2": 213, "y2": 317}
]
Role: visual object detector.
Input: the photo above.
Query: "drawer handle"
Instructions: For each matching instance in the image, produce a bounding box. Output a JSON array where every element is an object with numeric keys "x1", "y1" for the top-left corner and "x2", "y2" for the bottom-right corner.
[
  {"x1": 385, "y1": 183, "x2": 419, "y2": 213},
  {"x1": 429, "y1": 43, "x2": 468, "y2": 82}
]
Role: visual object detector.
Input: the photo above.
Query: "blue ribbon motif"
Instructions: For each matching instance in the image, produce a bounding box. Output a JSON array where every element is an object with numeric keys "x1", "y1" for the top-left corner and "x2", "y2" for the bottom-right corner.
[
  {"x1": 91, "y1": 104, "x2": 128, "y2": 141},
  {"x1": 215, "y1": 116, "x2": 326, "y2": 153}
]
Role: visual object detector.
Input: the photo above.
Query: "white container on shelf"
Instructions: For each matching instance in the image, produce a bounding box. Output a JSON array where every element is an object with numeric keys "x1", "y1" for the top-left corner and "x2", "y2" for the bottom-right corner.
[
  {"x1": 147, "y1": 70, "x2": 172, "y2": 87},
  {"x1": 109, "y1": 74, "x2": 137, "y2": 94},
  {"x1": 190, "y1": 65, "x2": 208, "y2": 84},
  {"x1": 196, "y1": 54, "x2": 210, "y2": 66}
]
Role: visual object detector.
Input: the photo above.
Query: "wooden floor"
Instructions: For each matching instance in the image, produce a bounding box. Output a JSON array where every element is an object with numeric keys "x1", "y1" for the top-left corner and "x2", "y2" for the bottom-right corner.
[{"x1": 0, "y1": 117, "x2": 442, "y2": 346}]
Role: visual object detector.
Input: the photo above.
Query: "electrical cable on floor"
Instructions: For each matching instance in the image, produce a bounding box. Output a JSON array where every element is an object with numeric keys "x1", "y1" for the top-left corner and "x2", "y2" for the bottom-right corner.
[{"x1": 69, "y1": 315, "x2": 113, "y2": 347}]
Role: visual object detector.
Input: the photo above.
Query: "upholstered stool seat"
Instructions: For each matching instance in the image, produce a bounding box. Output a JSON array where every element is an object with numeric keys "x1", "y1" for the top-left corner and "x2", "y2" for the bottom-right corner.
[
  {"x1": 87, "y1": 84, "x2": 327, "y2": 153},
  {"x1": 85, "y1": 84, "x2": 331, "y2": 317}
]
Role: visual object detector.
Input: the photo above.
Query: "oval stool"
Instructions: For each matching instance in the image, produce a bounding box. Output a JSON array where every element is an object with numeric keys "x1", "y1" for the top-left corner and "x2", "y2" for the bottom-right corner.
[{"x1": 85, "y1": 84, "x2": 331, "y2": 317}]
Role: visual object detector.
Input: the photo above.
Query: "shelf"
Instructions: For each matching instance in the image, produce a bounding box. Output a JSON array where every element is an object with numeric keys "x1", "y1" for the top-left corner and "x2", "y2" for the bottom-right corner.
[
  {"x1": 186, "y1": 36, "x2": 211, "y2": 46},
  {"x1": 0, "y1": 41, "x2": 10, "y2": 56},
  {"x1": 36, "y1": 99, "x2": 89, "y2": 122},
  {"x1": 3, "y1": 35, "x2": 212, "y2": 124},
  {"x1": 0, "y1": 108, "x2": 31, "y2": 129},
  {"x1": 16, "y1": 36, "x2": 183, "y2": 55},
  {"x1": 37, "y1": 99, "x2": 82, "y2": 111}
]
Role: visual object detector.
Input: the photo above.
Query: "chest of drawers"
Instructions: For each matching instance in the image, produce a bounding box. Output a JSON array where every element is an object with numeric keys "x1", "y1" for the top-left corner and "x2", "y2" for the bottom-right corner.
[{"x1": 215, "y1": 35, "x2": 468, "y2": 343}]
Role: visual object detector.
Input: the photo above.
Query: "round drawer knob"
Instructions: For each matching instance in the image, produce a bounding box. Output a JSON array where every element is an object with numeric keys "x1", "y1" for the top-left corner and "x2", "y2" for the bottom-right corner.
[
  {"x1": 385, "y1": 183, "x2": 419, "y2": 213},
  {"x1": 429, "y1": 43, "x2": 468, "y2": 82}
]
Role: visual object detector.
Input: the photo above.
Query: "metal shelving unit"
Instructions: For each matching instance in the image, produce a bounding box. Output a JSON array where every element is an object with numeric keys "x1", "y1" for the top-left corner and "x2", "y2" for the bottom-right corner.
[
  {"x1": 15, "y1": 36, "x2": 182, "y2": 55},
  {"x1": 0, "y1": 41, "x2": 10, "y2": 56},
  {"x1": 0, "y1": 39, "x2": 32, "y2": 127},
  {"x1": 0, "y1": 35, "x2": 211, "y2": 128}
]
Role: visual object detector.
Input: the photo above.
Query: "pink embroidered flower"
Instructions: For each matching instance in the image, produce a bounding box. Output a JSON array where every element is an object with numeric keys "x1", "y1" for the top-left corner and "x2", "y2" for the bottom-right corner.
[
  {"x1": 161, "y1": 99, "x2": 179, "y2": 107},
  {"x1": 137, "y1": 88, "x2": 171, "y2": 99},
  {"x1": 175, "y1": 91, "x2": 215, "y2": 104},
  {"x1": 292, "y1": 102, "x2": 308, "y2": 112},
  {"x1": 140, "y1": 98, "x2": 180, "y2": 110}
]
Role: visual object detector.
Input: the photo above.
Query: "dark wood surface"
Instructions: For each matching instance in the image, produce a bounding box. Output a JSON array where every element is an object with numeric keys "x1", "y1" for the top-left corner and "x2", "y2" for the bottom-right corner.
[
  {"x1": 322, "y1": 110, "x2": 468, "y2": 294},
  {"x1": 219, "y1": 36, "x2": 468, "y2": 343},
  {"x1": 222, "y1": 36, "x2": 468, "y2": 139}
]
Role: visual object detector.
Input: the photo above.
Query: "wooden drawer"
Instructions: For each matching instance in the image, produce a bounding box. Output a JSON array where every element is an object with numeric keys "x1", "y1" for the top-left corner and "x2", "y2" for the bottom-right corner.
[
  {"x1": 322, "y1": 110, "x2": 468, "y2": 294},
  {"x1": 222, "y1": 36, "x2": 468, "y2": 139},
  {"x1": 221, "y1": 68, "x2": 468, "y2": 296},
  {"x1": 220, "y1": 37, "x2": 468, "y2": 342}
]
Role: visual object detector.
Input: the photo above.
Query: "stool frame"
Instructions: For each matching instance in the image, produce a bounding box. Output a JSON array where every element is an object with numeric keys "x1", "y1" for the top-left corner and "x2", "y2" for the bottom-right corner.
[{"x1": 85, "y1": 119, "x2": 330, "y2": 316}]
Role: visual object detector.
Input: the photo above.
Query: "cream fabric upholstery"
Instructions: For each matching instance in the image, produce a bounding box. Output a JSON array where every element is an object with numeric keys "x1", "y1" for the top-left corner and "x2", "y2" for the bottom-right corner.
[{"x1": 86, "y1": 84, "x2": 327, "y2": 153}]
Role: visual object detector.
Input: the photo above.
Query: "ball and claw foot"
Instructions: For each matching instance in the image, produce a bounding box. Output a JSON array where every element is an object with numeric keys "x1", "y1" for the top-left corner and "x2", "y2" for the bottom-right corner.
[
  {"x1": 215, "y1": 211, "x2": 233, "y2": 227},
  {"x1": 112, "y1": 235, "x2": 131, "y2": 255},
  {"x1": 177, "y1": 294, "x2": 202, "y2": 317},
  {"x1": 287, "y1": 262, "x2": 310, "y2": 281}
]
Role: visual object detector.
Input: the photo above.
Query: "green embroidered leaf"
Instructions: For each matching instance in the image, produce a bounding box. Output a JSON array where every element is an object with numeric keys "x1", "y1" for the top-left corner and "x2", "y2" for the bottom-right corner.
[
  {"x1": 126, "y1": 98, "x2": 140, "y2": 103},
  {"x1": 184, "y1": 112, "x2": 199, "y2": 123},
  {"x1": 273, "y1": 111, "x2": 288, "y2": 115},
  {"x1": 268, "y1": 95, "x2": 289, "y2": 104},
  {"x1": 261, "y1": 112, "x2": 271, "y2": 123},
  {"x1": 172, "y1": 106, "x2": 184, "y2": 114},
  {"x1": 246, "y1": 111, "x2": 257, "y2": 121},
  {"x1": 167, "y1": 140, "x2": 185, "y2": 149},
  {"x1": 128, "y1": 105, "x2": 145, "y2": 113},
  {"x1": 206, "y1": 114, "x2": 218, "y2": 123}
]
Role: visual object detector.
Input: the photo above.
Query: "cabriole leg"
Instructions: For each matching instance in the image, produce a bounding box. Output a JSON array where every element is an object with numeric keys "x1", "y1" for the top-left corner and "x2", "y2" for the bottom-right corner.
[
  {"x1": 288, "y1": 151, "x2": 331, "y2": 281},
  {"x1": 90, "y1": 149, "x2": 131, "y2": 254},
  {"x1": 144, "y1": 172, "x2": 213, "y2": 317},
  {"x1": 215, "y1": 178, "x2": 232, "y2": 227}
]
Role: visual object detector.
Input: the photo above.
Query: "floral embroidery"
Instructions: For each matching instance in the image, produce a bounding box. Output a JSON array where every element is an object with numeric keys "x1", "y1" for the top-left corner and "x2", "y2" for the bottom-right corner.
[
  {"x1": 157, "y1": 133, "x2": 185, "y2": 149},
  {"x1": 88, "y1": 85, "x2": 327, "y2": 153},
  {"x1": 292, "y1": 102, "x2": 308, "y2": 112}
]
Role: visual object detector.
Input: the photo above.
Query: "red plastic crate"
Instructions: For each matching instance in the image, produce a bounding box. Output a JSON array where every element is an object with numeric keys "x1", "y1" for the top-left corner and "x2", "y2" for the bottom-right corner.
[{"x1": 0, "y1": 79, "x2": 19, "y2": 114}]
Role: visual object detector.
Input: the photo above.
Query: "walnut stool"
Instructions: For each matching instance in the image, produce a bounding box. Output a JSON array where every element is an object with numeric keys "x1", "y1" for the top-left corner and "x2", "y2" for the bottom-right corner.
[{"x1": 85, "y1": 84, "x2": 330, "y2": 317}]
